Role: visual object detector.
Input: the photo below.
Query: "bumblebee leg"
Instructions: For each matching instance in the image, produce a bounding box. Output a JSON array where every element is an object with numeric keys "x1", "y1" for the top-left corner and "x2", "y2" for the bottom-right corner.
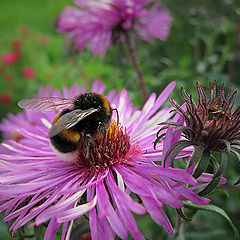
[
  {"x1": 85, "y1": 134, "x2": 91, "y2": 160},
  {"x1": 97, "y1": 122, "x2": 107, "y2": 144}
]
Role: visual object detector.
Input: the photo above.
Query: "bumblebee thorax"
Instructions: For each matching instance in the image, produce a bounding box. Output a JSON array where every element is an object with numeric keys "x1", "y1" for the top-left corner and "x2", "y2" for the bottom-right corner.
[{"x1": 74, "y1": 93, "x2": 111, "y2": 116}]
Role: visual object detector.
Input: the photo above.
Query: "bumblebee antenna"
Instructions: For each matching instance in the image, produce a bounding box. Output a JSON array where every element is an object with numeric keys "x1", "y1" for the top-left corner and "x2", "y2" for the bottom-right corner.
[{"x1": 112, "y1": 108, "x2": 119, "y2": 125}]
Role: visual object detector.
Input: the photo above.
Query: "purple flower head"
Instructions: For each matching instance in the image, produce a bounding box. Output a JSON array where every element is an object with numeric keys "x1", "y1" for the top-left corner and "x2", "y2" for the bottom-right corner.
[
  {"x1": 57, "y1": 0, "x2": 173, "y2": 56},
  {"x1": 0, "y1": 81, "x2": 218, "y2": 240}
]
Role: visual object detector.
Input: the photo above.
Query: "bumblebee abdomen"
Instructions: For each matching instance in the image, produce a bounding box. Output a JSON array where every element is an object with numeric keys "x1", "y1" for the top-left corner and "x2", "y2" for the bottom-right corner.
[
  {"x1": 50, "y1": 131, "x2": 79, "y2": 153},
  {"x1": 51, "y1": 112, "x2": 81, "y2": 153},
  {"x1": 61, "y1": 129, "x2": 81, "y2": 142}
]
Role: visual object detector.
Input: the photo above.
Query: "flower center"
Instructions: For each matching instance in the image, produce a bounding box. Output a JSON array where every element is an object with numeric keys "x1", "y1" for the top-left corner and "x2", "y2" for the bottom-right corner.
[{"x1": 75, "y1": 121, "x2": 140, "y2": 175}]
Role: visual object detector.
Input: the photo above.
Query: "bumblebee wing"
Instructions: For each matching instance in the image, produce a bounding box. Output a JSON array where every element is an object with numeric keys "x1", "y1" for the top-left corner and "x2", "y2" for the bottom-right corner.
[
  {"x1": 18, "y1": 97, "x2": 74, "y2": 112},
  {"x1": 48, "y1": 108, "x2": 98, "y2": 138}
]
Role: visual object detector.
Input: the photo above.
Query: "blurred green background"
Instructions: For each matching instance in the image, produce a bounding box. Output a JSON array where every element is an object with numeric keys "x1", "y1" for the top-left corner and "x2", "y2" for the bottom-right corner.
[{"x1": 0, "y1": 0, "x2": 240, "y2": 239}]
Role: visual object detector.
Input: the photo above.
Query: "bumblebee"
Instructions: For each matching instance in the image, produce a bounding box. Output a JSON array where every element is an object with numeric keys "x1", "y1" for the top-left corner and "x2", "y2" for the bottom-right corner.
[{"x1": 18, "y1": 93, "x2": 113, "y2": 162}]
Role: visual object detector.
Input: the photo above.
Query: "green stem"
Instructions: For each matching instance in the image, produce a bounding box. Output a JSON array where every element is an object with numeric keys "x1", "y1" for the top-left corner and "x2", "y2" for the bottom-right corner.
[
  {"x1": 127, "y1": 39, "x2": 149, "y2": 101},
  {"x1": 193, "y1": 20, "x2": 201, "y2": 76},
  {"x1": 174, "y1": 214, "x2": 183, "y2": 238},
  {"x1": 228, "y1": 15, "x2": 240, "y2": 84}
]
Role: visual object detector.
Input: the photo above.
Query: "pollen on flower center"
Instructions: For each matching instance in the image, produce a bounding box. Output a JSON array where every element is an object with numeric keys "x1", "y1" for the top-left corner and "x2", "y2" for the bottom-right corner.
[{"x1": 76, "y1": 121, "x2": 139, "y2": 174}]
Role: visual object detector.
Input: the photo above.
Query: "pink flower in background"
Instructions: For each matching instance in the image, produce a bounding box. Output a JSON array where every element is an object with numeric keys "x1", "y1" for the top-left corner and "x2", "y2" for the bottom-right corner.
[
  {"x1": 20, "y1": 26, "x2": 30, "y2": 36},
  {"x1": 40, "y1": 36, "x2": 50, "y2": 46},
  {"x1": 11, "y1": 39, "x2": 23, "y2": 53},
  {"x1": 58, "y1": 0, "x2": 173, "y2": 56},
  {"x1": 21, "y1": 66, "x2": 36, "y2": 80},
  {"x1": 4, "y1": 74, "x2": 14, "y2": 83},
  {"x1": 0, "y1": 66, "x2": 6, "y2": 74},
  {"x1": 0, "y1": 93, "x2": 12, "y2": 105},
  {"x1": 1, "y1": 52, "x2": 20, "y2": 65},
  {"x1": 0, "y1": 80, "x2": 219, "y2": 240}
]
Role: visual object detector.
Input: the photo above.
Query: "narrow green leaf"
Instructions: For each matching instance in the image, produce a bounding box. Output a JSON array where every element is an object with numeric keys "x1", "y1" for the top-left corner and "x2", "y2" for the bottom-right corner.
[
  {"x1": 234, "y1": 178, "x2": 240, "y2": 185},
  {"x1": 189, "y1": 145, "x2": 205, "y2": 168},
  {"x1": 183, "y1": 202, "x2": 239, "y2": 240},
  {"x1": 169, "y1": 141, "x2": 194, "y2": 167},
  {"x1": 193, "y1": 149, "x2": 210, "y2": 179},
  {"x1": 156, "y1": 125, "x2": 169, "y2": 138},
  {"x1": 198, "y1": 177, "x2": 221, "y2": 196},
  {"x1": 230, "y1": 149, "x2": 240, "y2": 162},
  {"x1": 158, "y1": 121, "x2": 183, "y2": 127},
  {"x1": 198, "y1": 156, "x2": 220, "y2": 196},
  {"x1": 176, "y1": 208, "x2": 192, "y2": 221},
  {"x1": 213, "y1": 151, "x2": 227, "y2": 179},
  {"x1": 162, "y1": 140, "x2": 191, "y2": 167},
  {"x1": 153, "y1": 133, "x2": 166, "y2": 149},
  {"x1": 156, "y1": 124, "x2": 170, "y2": 135}
]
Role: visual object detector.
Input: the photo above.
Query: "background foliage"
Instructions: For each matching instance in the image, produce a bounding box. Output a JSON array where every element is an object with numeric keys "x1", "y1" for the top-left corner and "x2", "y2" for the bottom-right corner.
[{"x1": 0, "y1": 0, "x2": 240, "y2": 239}]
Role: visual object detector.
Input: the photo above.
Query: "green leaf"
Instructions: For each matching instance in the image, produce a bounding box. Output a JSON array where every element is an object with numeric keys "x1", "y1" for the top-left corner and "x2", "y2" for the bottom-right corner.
[
  {"x1": 162, "y1": 140, "x2": 191, "y2": 167},
  {"x1": 234, "y1": 178, "x2": 240, "y2": 185},
  {"x1": 198, "y1": 156, "x2": 221, "y2": 196},
  {"x1": 169, "y1": 141, "x2": 194, "y2": 167},
  {"x1": 158, "y1": 121, "x2": 184, "y2": 128},
  {"x1": 213, "y1": 151, "x2": 227, "y2": 179},
  {"x1": 184, "y1": 202, "x2": 239, "y2": 240},
  {"x1": 230, "y1": 149, "x2": 240, "y2": 162},
  {"x1": 193, "y1": 149, "x2": 210, "y2": 179},
  {"x1": 189, "y1": 145, "x2": 205, "y2": 168},
  {"x1": 176, "y1": 208, "x2": 192, "y2": 221}
]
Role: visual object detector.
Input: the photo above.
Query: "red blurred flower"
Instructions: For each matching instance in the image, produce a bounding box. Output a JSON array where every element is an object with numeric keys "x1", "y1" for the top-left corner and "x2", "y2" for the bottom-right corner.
[
  {"x1": 77, "y1": 232, "x2": 91, "y2": 240},
  {"x1": 0, "y1": 93, "x2": 12, "y2": 105},
  {"x1": 11, "y1": 39, "x2": 23, "y2": 53},
  {"x1": 20, "y1": 26, "x2": 30, "y2": 36},
  {"x1": 40, "y1": 36, "x2": 49, "y2": 46},
  {"x1": 0, "y1": 66, "x2": 6, "y2": 74},
  {"x1": 1, "y1": 52, "x2": 20, "y2": 65},
  {"x1": 21, "y1": 66, "x2": 35, "y2": 80},
  {"x1": 4, "y1": 74, "x2": 14, "y2": 83}
]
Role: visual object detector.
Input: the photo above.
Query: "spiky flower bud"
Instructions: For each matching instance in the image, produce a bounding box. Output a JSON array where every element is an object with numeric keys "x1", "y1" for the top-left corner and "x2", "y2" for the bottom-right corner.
[{"x1": 155, "y1": 81, "x2": 240, "y2": 191}]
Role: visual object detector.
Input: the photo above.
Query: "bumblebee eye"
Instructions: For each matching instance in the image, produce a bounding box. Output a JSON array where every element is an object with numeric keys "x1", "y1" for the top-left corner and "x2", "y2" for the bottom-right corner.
[{"x1": 97, "y1": 106, "x2": 102, "y2": 112}]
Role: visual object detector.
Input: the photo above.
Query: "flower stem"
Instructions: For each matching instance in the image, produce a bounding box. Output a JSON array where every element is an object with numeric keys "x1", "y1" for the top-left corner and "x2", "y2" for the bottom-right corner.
[
  {"x1": 228, "y1": 15, "x2": 240, "y2": 84},
  {"x1": 174, "y1": 214, "x2": 183, "y2": 238},
  {"x1": 127, "y1": 39, "x2": 149, "y2": 101}
]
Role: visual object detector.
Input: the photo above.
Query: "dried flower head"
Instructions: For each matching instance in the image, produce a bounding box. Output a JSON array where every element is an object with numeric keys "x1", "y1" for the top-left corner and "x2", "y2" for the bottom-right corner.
[
  {"x1": 155, "y1": 81, "x2": 240, "y2": 190},
  {"x1": 170, "y1": 81, "x2": 240, "y2": 152}
]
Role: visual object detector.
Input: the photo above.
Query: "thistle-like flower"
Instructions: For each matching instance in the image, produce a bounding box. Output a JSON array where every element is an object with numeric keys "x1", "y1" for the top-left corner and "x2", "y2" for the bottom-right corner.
[
  {"x1": 57, "y1": 0, "x2": 172, "y2": 56},
  {"x1": 155, "y1": 81, "x2": 240, "y2": 192},
  {"x1": 0, "y1": 81, "x2": 215, "y2": 239}
]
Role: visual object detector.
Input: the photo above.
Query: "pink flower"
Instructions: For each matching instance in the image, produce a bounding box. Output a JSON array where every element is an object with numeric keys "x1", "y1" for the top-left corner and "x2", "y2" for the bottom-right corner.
[
  {"x1": 0, "y1": 81, "x2": 220, "y2": 240},
  {"x1": 58, "y1": 0, "x2": 173, "y2": 56},
  {"x1": 4, "y1": 74, "x2": 14, "y2": 83},
  {"x1": 11, "y1": 39, "x2": 23, "y2": 53},
  {"x1": 20, "y1": 26, "x2": 30, "y2": 36},
  {"x1": 0, "y1": 93, "x2": 12, "y2": 105},
  {"x1": 0, "y1": 66, "x2": 6, "y2": 74},
  {"x1": 40, "y1": 36, "x2": 50, "y2": 46},
  {"x1": 1, "y1": 52, "x2": 20, "y2": 65},
  {"x1": 21, "y1": 66, "x2": 36, "y2": 80}
]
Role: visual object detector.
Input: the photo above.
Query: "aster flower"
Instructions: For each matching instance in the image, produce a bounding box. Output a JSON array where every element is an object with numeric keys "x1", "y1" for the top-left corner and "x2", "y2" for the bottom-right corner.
[
  {"x1": 58, "y1": 0, "x2": 172, "y2": 57},
  {"x1": 155, "y1": 81, "x2": 240, "y2": 193},
  {"x1": 0, "y1": 80, "x2": 214, "y2": 240},
  {"x1": 58, "y1": 0, "x2": 173, "y2": 101}
]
